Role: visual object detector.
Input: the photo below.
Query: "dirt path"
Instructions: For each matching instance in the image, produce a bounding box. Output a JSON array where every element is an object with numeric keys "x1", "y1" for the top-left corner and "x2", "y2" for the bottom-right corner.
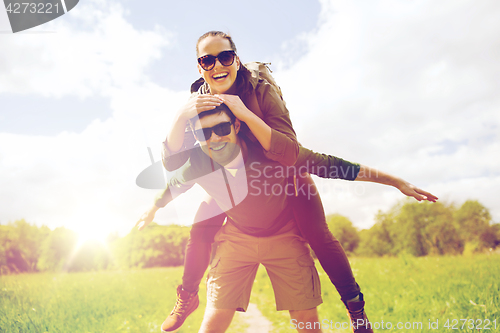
[{"x1": 235, "y1": 302, "x2": 273, "y2": 333}]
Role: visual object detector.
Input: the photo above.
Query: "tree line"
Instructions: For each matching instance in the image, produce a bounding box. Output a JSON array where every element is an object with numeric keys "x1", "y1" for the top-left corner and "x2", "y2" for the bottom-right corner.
[
  {"x1": 1, "y1": 199, "x2": 498, "y2": 274},
  {"x1": 328, "y1": 199, "x2": 500, "y2": 256},
  {"x1": 0, "y1": 220, "x2": 190, "y2": 275}
]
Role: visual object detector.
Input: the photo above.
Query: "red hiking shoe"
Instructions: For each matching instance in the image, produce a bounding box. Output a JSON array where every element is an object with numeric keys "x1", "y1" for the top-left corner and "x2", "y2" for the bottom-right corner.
[
  {"x1": 161, "y1": 285, "x2": 199, "y2": 332},
  {"x1": 343, "y1": 293, "x2": 374, "y2": 333}
]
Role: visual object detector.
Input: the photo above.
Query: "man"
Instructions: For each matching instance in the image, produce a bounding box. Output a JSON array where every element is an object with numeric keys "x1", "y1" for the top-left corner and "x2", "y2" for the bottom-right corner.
[
  {"x1": 137, "y1": 104, "x2": 437, "y2": 332},
  {"x1": 140, "y1": 104, "x2": 335, "y2": 332}
]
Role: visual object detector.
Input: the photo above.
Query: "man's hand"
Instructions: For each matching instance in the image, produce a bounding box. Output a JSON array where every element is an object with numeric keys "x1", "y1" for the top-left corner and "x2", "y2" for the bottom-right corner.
[
  {"x1": 135, "y1": 205, "x2": 159, "y2": 231},
  {"x1": 355, "y1": 165, "x2": 438, "y2": 202},
  {"x1": 398, "y1": 181, "x2": 438, "y2": 202}
]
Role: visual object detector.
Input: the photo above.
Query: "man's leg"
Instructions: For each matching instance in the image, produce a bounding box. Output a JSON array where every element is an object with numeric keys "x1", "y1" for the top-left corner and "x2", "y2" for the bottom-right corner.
[
  {"x1": 198, "y1": 307, "x2": 236, "y2": 333},
  {"x1": 289, "y1": 308, "x2": 322, "y2": 333},
  {"x1": 202, "y1": 223, "x2": 260, "y2": 331},
  {"x1": 260, "y1": 219, "x2": 323, "y2": 332}
]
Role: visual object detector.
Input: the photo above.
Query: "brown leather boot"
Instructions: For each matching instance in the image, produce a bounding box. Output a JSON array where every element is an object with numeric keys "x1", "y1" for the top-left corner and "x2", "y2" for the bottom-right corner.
[
  {"x1": 343, "y1": 293, "x2": 374, "y2": 333},
  {"x1": 161, "y1": 285, "x2": 200, "y2": 332}
]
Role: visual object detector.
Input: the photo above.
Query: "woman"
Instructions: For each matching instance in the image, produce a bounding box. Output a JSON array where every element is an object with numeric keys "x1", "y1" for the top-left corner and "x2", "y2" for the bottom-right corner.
[{"x1": 138, "y1": 31, "x2": 436, "y2": 333}]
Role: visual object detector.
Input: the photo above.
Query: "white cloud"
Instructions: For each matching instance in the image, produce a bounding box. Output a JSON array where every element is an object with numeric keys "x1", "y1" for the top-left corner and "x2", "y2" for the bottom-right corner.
[
  {"x1": 0, "y1": 86, "x2": 190, "y2": 235},
  {"x1": 273, "y1": 0, "x2": 500, "y2": 226},
  {"x1": 0, "y1": 0, "x2": 171, "y2": 98},
  {"x1": 1, "y1": 0, "x2": 500, "y2": 239},
  {"x1": 0, "y1": 0, "x2": 190, "y2": 236}
]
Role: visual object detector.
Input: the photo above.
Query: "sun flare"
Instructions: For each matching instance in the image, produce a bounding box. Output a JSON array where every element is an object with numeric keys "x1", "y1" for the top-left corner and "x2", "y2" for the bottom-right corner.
[{"x1": 74, "y1": 227, "x2": 110, "y2": 247}]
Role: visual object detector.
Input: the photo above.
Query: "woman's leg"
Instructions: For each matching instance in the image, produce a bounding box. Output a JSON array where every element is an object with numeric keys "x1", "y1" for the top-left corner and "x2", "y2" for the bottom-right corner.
[
  {"x1": 182, "y1": 198, "x2": 226, "y2": 292},
  {"x1": 162, "y1": 197, "x2": 226, "y2": 332},
  {"x1": 291, "y1": 174, "x2": 373, "y2": 333},
  {"x1": 291, "y1": 173, "x2": 360, "y2": 301}
]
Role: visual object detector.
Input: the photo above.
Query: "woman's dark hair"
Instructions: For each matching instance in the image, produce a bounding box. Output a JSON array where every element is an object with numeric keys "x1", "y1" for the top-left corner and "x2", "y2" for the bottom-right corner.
[{"x1": 196, "y1": 31, "x2": 237, "y2": 56}]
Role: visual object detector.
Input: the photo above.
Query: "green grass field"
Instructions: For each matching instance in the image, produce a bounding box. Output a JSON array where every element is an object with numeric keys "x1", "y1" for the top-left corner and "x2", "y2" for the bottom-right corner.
[{"x1": 1, "y1": 254, "x2": 499, "y2": 332}]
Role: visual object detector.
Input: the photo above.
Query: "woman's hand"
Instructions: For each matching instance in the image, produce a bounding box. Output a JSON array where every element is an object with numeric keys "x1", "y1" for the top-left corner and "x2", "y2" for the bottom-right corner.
[
  {"x1": 178, "y1": 94, "x2": 223, "y2": 122},
  {"x1": 167, "y1": 94, "x2": 223, "y2": 153},
  {"x1": 216, "y1": 94, "x2": 254, "y2": 122},
  {"x1": 217, "y1": 93, "x2": 272, "y2": 151}
]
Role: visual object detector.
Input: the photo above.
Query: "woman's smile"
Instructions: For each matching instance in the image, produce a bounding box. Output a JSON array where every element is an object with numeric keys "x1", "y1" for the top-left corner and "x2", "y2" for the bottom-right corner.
[{"x1": 212, "y1": 72, "x2": 229, "y2": 81}]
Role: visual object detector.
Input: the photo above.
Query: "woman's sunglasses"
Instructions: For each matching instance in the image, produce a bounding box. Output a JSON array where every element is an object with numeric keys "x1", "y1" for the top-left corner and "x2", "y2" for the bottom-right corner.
[
  {"x1": 193, "y1": 121, "x2": 233, "y2": 142},
  {"x1": 197, "y1": 50, "x2": 236, "y2": 71}
]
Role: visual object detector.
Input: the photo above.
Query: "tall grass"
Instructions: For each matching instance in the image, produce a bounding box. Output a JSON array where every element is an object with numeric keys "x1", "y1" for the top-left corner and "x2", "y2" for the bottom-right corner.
[
  {"x1": 2, "y1": 268, "x2": 193, "y2": 332},
  {"x1": 1, "y1": 254, "x2": 498, "y2": 332},
  {"x1": 0, "y1": 266, "x2": 253, "y2": 333},
  {"x1": 251, "y1": 254, "x2": 500, "y2": 332}
]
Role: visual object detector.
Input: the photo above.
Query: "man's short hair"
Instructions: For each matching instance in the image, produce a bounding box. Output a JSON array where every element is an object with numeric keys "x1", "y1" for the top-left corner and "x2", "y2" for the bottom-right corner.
[{"x1": 189, "y1": 103, "x2": 236, "y2": 128}]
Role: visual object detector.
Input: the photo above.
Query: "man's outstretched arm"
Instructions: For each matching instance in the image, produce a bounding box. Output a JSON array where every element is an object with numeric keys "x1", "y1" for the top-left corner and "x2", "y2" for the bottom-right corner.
[
  {"x1": 135, "y1": 186, "x2": 174, "y2": 231},
  {"x1": 136, "y1": 155, "x2": 203, "y2": 231},
  {"x1": 135, "y1": 204, "x2": 161, "y2": 231},
  {"x1": 354, "y1": 165, "x2": 438, "y2": 202}
]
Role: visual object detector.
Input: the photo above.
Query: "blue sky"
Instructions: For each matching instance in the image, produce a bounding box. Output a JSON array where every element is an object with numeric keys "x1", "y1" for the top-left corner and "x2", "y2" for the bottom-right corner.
[
  {"x1": 1, "y1": 0, "x2": 499, "y2": 240},
  {"x1": 0, "y1": 0, "x2": 320, "y2": 135}
]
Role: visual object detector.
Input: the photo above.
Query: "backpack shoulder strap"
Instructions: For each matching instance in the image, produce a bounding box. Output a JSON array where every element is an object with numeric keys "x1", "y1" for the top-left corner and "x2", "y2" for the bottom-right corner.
[
  {"x1": 243, "y1": 61, "x2": 285, "y2": 120},
  {"x1": 244, "y1": 62, "x2": 284, "y2": 100}
]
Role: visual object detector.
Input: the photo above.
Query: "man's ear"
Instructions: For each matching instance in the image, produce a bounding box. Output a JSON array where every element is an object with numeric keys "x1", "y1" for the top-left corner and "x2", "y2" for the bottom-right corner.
[
  {"x1": 234, "y1": 118, "x2": 241, "y2": 134},
  {"x1": 197, "y1": 63, "x2": 203, "y2": 76}
]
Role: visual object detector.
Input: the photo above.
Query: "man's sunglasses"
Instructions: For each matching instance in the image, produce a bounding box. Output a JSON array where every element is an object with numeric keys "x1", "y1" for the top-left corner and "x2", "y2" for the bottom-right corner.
[
  {"x1": 197, "y1": 50, "x2": 236, "y2": 71},
  {"x1": 193, "y1": 121, "x2": 233, "y2": 142}
]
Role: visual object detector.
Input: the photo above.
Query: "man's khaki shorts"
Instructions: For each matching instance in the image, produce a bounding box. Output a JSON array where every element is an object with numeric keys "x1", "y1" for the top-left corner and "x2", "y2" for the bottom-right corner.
[{"x1": 206, "y1": 219, "x2": 322, "y2": 312}]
